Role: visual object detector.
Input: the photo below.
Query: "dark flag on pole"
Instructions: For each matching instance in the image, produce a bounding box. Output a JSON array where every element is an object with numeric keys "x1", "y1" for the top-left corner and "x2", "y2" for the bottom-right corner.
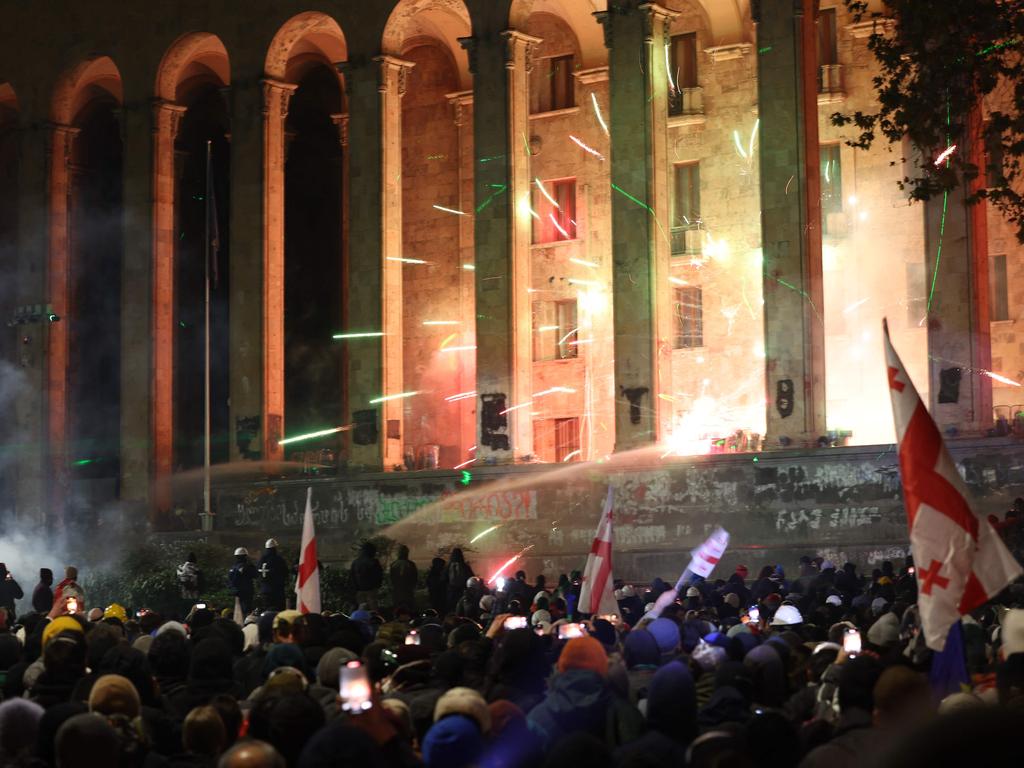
[{"x1": 206, "y1": 142, "x2": 220, "y2": 289}]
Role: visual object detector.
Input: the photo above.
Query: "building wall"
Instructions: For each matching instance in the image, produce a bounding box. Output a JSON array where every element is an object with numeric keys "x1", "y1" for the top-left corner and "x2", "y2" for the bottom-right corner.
[{"x1": 0, "y1": 0, "x2": 1017, "y2": 526}]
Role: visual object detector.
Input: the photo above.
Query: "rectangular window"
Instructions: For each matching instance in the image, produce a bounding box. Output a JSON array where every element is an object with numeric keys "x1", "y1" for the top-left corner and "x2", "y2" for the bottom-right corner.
[
  {"x1": 672, "y1": 163, "x2": 701, "y2": 254},
  {"x1": 817, "y1": 8, "x2": 838, "y2": 66},
  {"x1": 533, "y1": 417, "x2": 581, "y2": 463},
  {"x1": 820, "y1": 144, "x2": 842, "y2": 234},
  {"x1": 530, "y1": 54, "x2": 575, "y2": 114},
  {"x1": 533, "y1": 299, "x2": 578, "y2": 361},
  {"x1": 533, "y1": 178, "x2": 576, "y2": 243},
  {"x1": 986, "y1": 126, "x2": 1006, "y2": 187},
  {"x1": 991, "y1": 254, "x2": 1010, "y2": 321},
  {"x1": 668, "y1": 33, "x2": 698, "y2": 115},
  {"x1": 674, "y1": 286, "x2": 703, "y2": 349}
]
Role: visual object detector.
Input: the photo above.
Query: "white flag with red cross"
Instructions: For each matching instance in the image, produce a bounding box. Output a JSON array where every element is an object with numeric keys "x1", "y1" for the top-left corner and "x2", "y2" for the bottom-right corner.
[
  {"x1": 295, "y1": 487, "x2": 321, "y2": 614},
  {"x1": 687, "y1": 527, "x2": 730, "y2": 579},
  {"x1": 578, "y1": 486, "x2": 618, "y2": 616},
  {"x1": 884, "y1": 319, "x2": 1021, "y2": 650}
]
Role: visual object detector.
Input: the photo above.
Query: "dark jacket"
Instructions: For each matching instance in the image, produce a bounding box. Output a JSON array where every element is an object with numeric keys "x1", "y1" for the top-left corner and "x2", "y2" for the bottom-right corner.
[
  {"x1": 32, "y1": 581, "x2": 54, "y2": 614},
  {"x1": 526, "y1": 669, "x2": 644, "y2": 751},
  {"x1": 350, "y1": 548, "x2": 384, "y2": 592},
  {"x1": 257, "y1": 549, "x2": 288, "y2": 596},
  {"x1": 227, "y1": 560, "x2": 258, "y2": 599},
  {"x1": 0, "y1": 571, "x2": 24, "y2": 614},
  {"x1": 389, "y1": 546, "x2": 418, "y2": 608},
  {"x1": 798, "y1": 707, "x2": 878, "y2": 768}
]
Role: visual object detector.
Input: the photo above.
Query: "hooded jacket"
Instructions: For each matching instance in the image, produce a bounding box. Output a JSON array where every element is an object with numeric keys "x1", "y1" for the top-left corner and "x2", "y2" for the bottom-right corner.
[
  {"x1": 350, "y1": 545, "x2": 384, "y2": 591},
  {"x1": 526, "y1": 669, "x2": 643, "y2": 751},
  {"x1": 389, "y1": 546, "x2": 418, "y2": 607}
]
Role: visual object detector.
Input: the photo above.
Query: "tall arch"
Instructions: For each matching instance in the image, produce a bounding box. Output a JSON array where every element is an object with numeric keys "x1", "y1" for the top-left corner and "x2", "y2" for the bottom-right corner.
[
  {"x1": 0, "y1": 83, "x2": 18, "y2": 511},
  {"x1": 152, "y1": 33, "x2": 231, "y2": 511},
  {"x1": 509, "y1": 0, "x2": 606, "y2": 67},
  {"x1": 383, "y1": 0, "x2": 474, "y2": 469},
  {"x1": 48, "y1": 56, "x2": 124, "y2": 520},
  {"x1": 263, "y1": 12, "x2": 348, "y2": 461}
]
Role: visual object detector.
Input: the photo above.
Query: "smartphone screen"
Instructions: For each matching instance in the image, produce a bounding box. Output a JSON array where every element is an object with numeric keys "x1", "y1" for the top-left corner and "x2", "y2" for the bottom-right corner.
[
  {"x1": 405, "y1": 630, "x2": 421, "y2": 645},
  {"x1": 504, "y1": 616, "x2": 528, "y2": 630},
  {"x1": 748, "y1": 606, "x2": 760, "y2": 622},
  {"x1": 339, "y1": 661, "x2": 373, "y2": 712},
  {"x1": 66, "y1": 597, "x2": 78, "y2": 614},
  {"x1": 843, "y1": 628, "x2": 862, "y2": 656},
  {"x1": 557, "y1": 622, "x2": 587, "y2": 640},
  {"x1": 196, "y1": 603, "x2": 207, "y2": 610}
]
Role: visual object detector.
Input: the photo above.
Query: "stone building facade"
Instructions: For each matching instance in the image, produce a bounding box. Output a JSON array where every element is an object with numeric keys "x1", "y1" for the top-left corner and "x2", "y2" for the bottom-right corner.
[{"x1": 0, "y1": 0, "x2": 1014, "y2": 528}]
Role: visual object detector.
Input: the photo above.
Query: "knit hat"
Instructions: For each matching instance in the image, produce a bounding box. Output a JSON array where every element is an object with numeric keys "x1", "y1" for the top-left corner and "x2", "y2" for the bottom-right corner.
[
  {"x1": 88, "y1": 674, "x2": 141, "y2": 719},
  {"x1": 272, "y1": 609, "x2": 303, "y2": 632},
  {"x1": 648, "y1": 618, "x2": 681, "y2": 654},
  {"x1": 42, "y1": 616, "x2": 84, "y2": 647},
  {"x1": 623, "y1": 629, "x2": 661, "y2": 668},
  {"x1": 726, "y1": 622, "x2": 751, "y2": 638},
  {"x1": 531, "y1": 610, "x2": 551, "y2": 626},
  {"x1": 867, "y1": 612, "x2": 900, "y2": 647},
  {"x1": 317, "y1": 647, "x2": 358, "y2": 689},
  {"x1": 735, "y1": 565, "x2": 749, "y2": 579},
  {"x1": 870, "y1": 597, "x2": 889, "y2": 616},
  {"x1": 154, "y1": 621, "x2": 187, "y2": 638},
  {"x1": 723, "y1": 593, "x2": 740, "y2": 609},
  {"x1": 557, "y1": 637, "x2": 608, "y2": 677},
  {"x1": 422, "y1": 714, "x2": 484, "y2": 768},
  {"x1": 0, "y1": 698, "x2": 44, "y2": 759},
  {"x1": 434, "y1": 687, "x2": 492, "y2": 733}
]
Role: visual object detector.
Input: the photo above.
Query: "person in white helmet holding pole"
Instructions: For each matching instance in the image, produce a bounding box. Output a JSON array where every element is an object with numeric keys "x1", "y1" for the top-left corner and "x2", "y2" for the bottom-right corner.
[{"x1": 257, "y1": 538, "x2": 288, "y2": 611}]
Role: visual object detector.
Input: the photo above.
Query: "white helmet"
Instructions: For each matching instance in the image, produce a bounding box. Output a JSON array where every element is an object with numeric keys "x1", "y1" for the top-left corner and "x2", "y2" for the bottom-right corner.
[
  {"x1": 466, "y1": 576, "x2": 483, "y2": 589},
  {"x1": 234, "y1": 547, "x2": 249, "y2": 557},
  {"x1": 771, "y1": 604, "x2": 804, "y2": 626},
  {"x1": 265, "y1": 538, "x2": 279, "y2": 549}
]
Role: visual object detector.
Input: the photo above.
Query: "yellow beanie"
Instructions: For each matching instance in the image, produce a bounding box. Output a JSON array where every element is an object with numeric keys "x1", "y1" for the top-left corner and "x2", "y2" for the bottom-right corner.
[{"x1": 42, "y1": 616, "x2": 84, "y2": 647}]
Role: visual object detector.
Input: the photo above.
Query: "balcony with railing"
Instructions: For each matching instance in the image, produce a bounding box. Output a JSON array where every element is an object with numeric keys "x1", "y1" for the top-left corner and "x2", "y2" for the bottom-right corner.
[
  {"x1": 818, "y1": 64, "x2": 845, "y2": 103},
  {"x1": 671, "y1": 225, "x2": 703, "y2": 256},
  {"x1": 668, "y1": 86, "x2": 704, "y2": 121}
]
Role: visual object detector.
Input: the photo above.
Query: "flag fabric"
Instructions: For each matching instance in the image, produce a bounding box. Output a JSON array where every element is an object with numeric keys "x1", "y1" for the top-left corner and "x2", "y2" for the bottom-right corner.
[
  {"x1": 884, "y1": 319, "x2": 1022, "y2": 650},
  {"x1": 646, "y1": 527, "x2": 731, "y2": 621},
  {"x1": 295, "y1": 487, "x2": 321, "y2": 614},
  {"x1": 686, "y1": 527, "x2": 730, "y2": 580},
  {"x1": 929, "y1": 619, "x2": 970, "y2": 699},
  {"x1": 578, "y1": 486, "x2": 618, "y2": 616}
]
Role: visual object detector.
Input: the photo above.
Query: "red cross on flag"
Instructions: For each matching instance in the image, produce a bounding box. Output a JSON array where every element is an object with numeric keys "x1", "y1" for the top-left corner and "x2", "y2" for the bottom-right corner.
[
  {"x1": 578, "y1": 486, "x2": 618, "y2": 616},
  {"x1": 884, "y1": 319, "x2": 1021, "y2": 650},
  {"x1": 687, "y1": 527, "x2": 730, "y2": 579},
  {"x1": 295, "y1": 487, "x2": 321, "y2": 614}
]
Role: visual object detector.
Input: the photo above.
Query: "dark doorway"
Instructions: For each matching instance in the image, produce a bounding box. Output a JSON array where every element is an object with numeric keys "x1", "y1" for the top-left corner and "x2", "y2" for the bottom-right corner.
[
  {"x1": 67, "y1": 100, "x2": 122, "y2": 496},
  {"x1": 174, "y1": 87, "x2": 231, "y2": 470},
  {"x1": 283, "y1": 64, "x2": 344, "y2": 460}
]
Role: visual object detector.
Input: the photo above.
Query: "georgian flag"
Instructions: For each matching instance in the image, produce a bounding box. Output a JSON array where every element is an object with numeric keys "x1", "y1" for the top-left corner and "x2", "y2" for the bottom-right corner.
[
  {"x1": 884, "y1": 319, "x2": 1021, "y2": 650},
  {"x1": 295, "y1": 487, "x2": 321, "y2": 614},
  {"x1": 578, "y1": 486, "x2": 618, "y2": 616},
  {"x1": 687, "y1": 527, "x2": 730, "y2": 579}
]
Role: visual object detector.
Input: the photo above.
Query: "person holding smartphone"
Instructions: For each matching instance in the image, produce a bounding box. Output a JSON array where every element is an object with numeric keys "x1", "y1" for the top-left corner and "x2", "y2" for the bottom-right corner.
[{"x1": 0, "y1": 563, "x2": 23, "y2": 618}]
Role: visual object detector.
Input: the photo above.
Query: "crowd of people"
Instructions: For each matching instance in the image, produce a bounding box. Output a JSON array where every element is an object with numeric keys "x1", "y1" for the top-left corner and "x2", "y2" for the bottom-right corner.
[{"x1": 1, "y1": 548, "x2": 1024, "y2": 767}]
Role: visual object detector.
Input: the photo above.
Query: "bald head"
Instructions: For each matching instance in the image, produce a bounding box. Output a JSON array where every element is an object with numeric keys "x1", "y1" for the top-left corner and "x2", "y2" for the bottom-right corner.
[{"x1": 217, "y1": 740, "x2": 285, "y2": 768}]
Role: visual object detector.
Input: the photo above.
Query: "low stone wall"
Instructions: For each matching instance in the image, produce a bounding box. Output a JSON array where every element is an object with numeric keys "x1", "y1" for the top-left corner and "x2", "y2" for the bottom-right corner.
[{"x1": 205, "y1": 438, "x2": 1024, "y2": 582}]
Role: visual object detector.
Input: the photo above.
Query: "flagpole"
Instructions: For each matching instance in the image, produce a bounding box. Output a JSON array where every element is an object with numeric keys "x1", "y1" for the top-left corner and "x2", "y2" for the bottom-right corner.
[{"x1": 201, "y1": 139, "x2": 212, "y2": 533}]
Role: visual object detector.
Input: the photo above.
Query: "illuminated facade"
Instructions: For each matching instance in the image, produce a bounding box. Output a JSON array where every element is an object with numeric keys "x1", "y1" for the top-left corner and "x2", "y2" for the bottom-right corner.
[{"x1": 0, "y1": 0, "x2": 1013, "y2": 527}]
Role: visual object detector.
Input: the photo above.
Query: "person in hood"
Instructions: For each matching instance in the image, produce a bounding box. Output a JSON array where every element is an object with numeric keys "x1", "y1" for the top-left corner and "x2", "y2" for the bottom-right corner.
[
  {"x1": 350, "y1": 542, "x2": 384, "y2": 609},
  {"x1": 614, "y1": 660, "x2": 696, "y2": 766},
  {"x1": 426, "y1": 558, "x2": 447, "y2": 614},
  {"x1": 0, "y1": 564, "x2": 23, "y2": 618},
  {"x1": 526, "y1": 637, "x2": 643, "y2": 751},
  {"x1": 258, "y1": 539, "x2": 288, "y2": 611},
  {"x1": 389, "y1": 544, "x2": 418, "y2": 612},
  {"x1": 228, "y1": 548, "x2": 258, "y2": 617},
  {"x1": 32, "y1": 568, "x2": 54, "y2": 615},
  {"x1": 443, "y1": 549, "x2": 473, "y2": 613}
]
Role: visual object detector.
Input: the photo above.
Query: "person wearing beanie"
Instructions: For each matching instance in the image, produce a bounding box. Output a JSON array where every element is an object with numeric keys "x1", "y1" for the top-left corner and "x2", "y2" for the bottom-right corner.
[
  {"x1": 88, "y1": 673, "x2": 141, "y2": 719},
  {"x1": 623, "y1": 629, "x2": 660, "y2": 704},
  {"x1": 647, "y1": 617, "x2": 681, "y2": 658},
  {"x1": 615, "y1": 660, "x2": 696, "y2": 766},
  {"x1": 527, "y1": 637, "x2": 643, "y2": 750},
  {"x1": 0, "y1": 698, "x2": 45, "y2": 765},
  {"x1": 422, "y1": 714, "x2": 483, "y2": 768},
  {"x1": 434, "y1": 686, "x2": 491, "y2": 733}
]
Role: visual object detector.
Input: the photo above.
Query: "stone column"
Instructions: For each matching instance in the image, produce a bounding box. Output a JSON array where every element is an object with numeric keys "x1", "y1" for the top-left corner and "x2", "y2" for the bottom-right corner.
[
  {"x1": 261, "y1": 79, "x2": 296, "y2": 460},
  {"x1": 13, "y1": 117, "x2": 50, "y2": 525},
  {"x1": 754, "y1": 0, "x2": 826, "y2": 447},
  {"x1": 343, "y1": 56, "x2": 413, "y2": 470},
  {"x1": 120, "y1": 102, "x2": 156, "y2": 515},
  {"x1": 447, "y1": 90, "x2": 477, "y2": 463},
  {"x1": 151, "y1": 100, "x2": 185, "y2": 509},
  {"x1": 45, "y1": 123, "x2": 78, "y2": 521},
  {"x1": 596, "y1": 2, "x2": 677, "y2": 451},
  {"x1": 459, "y1": 29, "x2": 538, "y2": 462},
  {"x1": 330, "y1": 111, "x2": 350, "y2": 437}
]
